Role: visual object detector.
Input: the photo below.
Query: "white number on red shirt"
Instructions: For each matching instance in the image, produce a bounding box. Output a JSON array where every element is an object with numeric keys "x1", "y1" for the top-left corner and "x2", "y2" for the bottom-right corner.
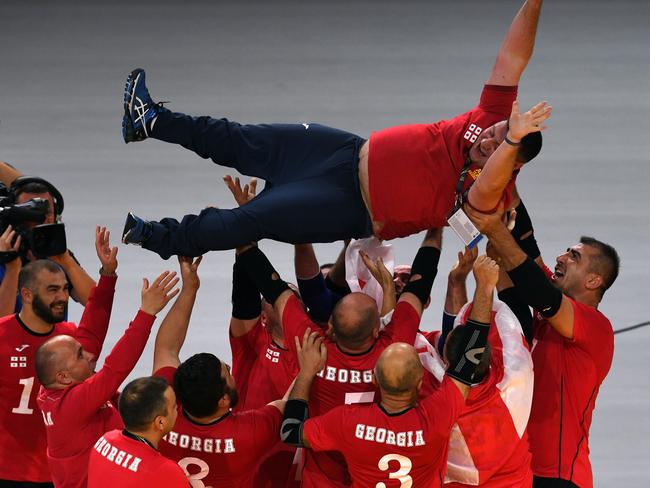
[
  {"x1": 178, "y1": 456, "x2": 210, "y2": 488},
  {"x1": 12, "y1": 377, "x2": 34, "y2": 415},
  {"x1": 376, "y1": 453, "x2": 413, "y2": 488},
  {"x1": 344, "y1": 391, "x2": 375, "y2": 405}
]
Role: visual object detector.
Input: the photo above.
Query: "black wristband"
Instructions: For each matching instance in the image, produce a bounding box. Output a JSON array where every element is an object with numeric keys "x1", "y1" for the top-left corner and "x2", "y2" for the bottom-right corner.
[
  {"x1": 281, "y1": 399, "x2": 308, "y2": 447},
  {"x1": 402, "y1": 247, "x2": 441, "y2": 306},
  {"x1": 232, "y1": 259, "x2": 262, "y2": 320},
  {"x1": 446, "y1": 319, "x2": 490, "y2": 386},
  {"x1": 507, "y1": 257, "x2": 563, "y2": 318},
  {"x1": 504, "y1": 135, "x2": 521, "y2": 146},
  {"x1": 237, "y1": 247, "x2": 290, "y2": 307},
  {"x1": 0, "y1": 251, "x2": 20, "y2": 264}
]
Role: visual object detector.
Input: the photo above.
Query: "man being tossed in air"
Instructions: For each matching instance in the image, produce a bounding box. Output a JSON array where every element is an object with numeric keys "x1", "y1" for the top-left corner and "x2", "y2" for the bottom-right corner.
[{"x1": 120, "y1": 1, "x2": 548, "y2": 258}]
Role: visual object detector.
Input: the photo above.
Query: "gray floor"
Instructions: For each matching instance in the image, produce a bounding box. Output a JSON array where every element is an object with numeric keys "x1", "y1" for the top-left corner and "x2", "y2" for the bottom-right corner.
[{"x1": 1, "y1": 0, "x2": 648, "y2": 485}]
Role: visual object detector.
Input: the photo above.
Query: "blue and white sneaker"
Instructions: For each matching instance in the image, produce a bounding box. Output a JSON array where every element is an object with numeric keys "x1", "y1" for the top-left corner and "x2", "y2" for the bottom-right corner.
[
  {"x1": 122, "y1": 68, "x2": 163, "y2": 143},
  {"x1": 122, "y1": 212, "x2": 153, "y2": 245}
]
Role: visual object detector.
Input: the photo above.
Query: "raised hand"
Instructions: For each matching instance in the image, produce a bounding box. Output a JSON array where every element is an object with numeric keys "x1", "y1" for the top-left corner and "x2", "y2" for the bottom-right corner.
[
  {"x1": 472, "y1": 255, "x2": 500, "y2": 290},
  {"x1": 95, "y1": 226, "x2": 118, "y2": 274},
  {"x1": 449, "y1": 246, "x2": 479, "y2": 283},
  {"x1": 223, "y1": 175, "x2": 257, "y2": 207},
  {"x1": 295, "y1": 328, "x2": 327, "y2": 376},
  {"x1": 140, "y1": 271, "x2": 180, "y2": 316},
  {"x1": 0, "y1": 225, "x2": 21, "y2": 254},
  {"x1": 507, "y1": 100, "x2": 552, "y2": 142},
  {"x1": 178, "y1": 255, "x2": 202, "y2": 291},
  {"x1": 360, "y1": 250, "x2": 393, "y2": 287}
]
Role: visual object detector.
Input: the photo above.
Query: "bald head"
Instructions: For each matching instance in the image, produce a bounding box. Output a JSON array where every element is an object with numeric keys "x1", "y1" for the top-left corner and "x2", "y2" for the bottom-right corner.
[
  {"x1": 375, "y1": 343, "x2": 423, "y2": 395},
  {"x1": 330, "y1": 293, "x2": 380, "y2": 349},
  {"x1": 35, "y1": 335, "x2": 79, "y2": 387}
]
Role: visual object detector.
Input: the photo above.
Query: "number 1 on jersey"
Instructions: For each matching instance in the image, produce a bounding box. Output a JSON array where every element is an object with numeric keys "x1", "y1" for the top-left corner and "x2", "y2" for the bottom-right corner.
[{"x1": 12, "y1": 377, "x2": 35, "y2": 415}]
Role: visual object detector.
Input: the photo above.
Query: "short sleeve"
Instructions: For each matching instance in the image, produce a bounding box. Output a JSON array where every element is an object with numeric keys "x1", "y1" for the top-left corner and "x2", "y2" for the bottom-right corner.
[
  {"x1": 382, "y1": 301, "x2": 420, "y2": 344},
  {"x1": 421, "y1": 376, "x2": 465, "y2": 435},
  {"x1": 303, "y1": 406, "x2": 347, "y2": 452},
  {"x1": 230, "y1": 319, "x2": 264, "y2": 373},
  {"x1": 479, "y1": 85, "x2": 518, "y2": 116},
  {"x1": 569, "y1": 300, "x2": 614, "y2": 369},
  {"x1": 246, "y1": 405, "x2": 283, "y2": 449},
  {"x1": 282, "y1": 295, "x2": 319, "y2": 357},
  {"x1": 153, "y1": 367, "x2": 177, "y2": 388}
]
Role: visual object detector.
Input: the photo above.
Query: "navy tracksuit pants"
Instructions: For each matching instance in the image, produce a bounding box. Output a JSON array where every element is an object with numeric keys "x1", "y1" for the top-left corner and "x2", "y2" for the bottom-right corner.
[{"x1": 145, "y1": 109, "x2": 373, "y2": 258}]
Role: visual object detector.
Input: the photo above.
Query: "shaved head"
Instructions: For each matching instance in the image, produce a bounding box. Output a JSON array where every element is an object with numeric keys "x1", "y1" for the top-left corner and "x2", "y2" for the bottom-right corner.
[
  {"x1": 375, "y1": 343, "x2": 423, "y2": 395},
  {"x1": 35, "y1": 335, "x2": 77, "y2": 387},
  {"x1": 330, "y1": 293, "x2": 380, "y2": 349}
]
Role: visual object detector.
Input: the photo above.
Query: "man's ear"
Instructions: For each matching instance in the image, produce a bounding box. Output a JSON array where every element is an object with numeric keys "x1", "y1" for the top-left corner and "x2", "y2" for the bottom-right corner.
[
  {"x1": 218, "y1": 394, "x2": 230, "y2": 410},
  {"x1": 55, "y1": 370, "x2": 72, "y2": 386},
  {"x1": 585, "y1": 273, "x2": 603, "y2": 293},
  {"x1": 20, "y1": 287, "x2": 33, "y2": 304}
]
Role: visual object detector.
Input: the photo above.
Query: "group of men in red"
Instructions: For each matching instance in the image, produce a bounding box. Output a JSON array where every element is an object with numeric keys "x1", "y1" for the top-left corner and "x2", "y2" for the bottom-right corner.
[{"x1": 0, "y1": 0, "x2": 620, "y2": 487}]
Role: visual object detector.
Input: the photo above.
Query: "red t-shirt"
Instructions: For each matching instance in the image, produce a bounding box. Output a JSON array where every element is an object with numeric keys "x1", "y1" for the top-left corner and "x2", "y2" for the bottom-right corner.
[
  {"x1": 368, "y1": 84, "x2": 517, "y2": 239},
  {"x1": 0, "y1": 275, "x2": 116, "y2": 483},
  {"x1": 304, "y1": 376, "x2": 464, "y2": 488},
  {"x1": 420, "y1": 300, "x2": 534, "y2": 487},
  {"x1": 88, "y1": 429, "x2": 187, "y2": 487},
  {"x1": 282, "y1": 295, "x2": 421, "y2": 487},
  {"x1": 155, "y1": 366, "x2": 283, "y2": 488},
  {"x1": 528, "y1": 299, "x2": 614, "y2": 487},
  {"x1": 37, "y1": 310, "x2": 155, "y2": 488},
  {"x1": 230, "y1": 318, "x2": 297, "y2": 411},
  {"x1": 229, "y1": 320, "x2": 299, "y2": 486}
]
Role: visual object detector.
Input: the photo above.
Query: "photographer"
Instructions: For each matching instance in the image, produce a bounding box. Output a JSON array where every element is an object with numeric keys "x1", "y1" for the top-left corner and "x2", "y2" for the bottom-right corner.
[{"x1": 0, "y1": 161, "x2": 95, "y2": 316}]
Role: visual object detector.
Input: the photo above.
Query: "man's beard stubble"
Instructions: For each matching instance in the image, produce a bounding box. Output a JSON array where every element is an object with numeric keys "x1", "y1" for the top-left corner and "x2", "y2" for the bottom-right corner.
[{"x1": 32, "y1": 293, "x2": 67, "y2": 324}]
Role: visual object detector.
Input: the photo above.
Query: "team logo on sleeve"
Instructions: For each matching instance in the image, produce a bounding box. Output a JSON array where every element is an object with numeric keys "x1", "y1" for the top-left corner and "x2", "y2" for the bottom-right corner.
[{"x1": 463, "y1": 124, "x2": 483, "y2": 143}]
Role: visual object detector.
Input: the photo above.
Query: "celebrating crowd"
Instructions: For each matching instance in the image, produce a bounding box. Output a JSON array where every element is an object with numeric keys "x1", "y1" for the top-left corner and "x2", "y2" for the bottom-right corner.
[{"x1": 0, "y1": 1, "x2": 620, "y2": 487}]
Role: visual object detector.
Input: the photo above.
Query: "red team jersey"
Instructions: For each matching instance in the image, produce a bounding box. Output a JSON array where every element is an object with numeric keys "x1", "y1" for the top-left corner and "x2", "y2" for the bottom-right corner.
[
  {"x1": 368, "y1": 84, "x2": 517, "y2": 240},
  {"x1": 37, "y1": 310, "x2": 156, "y2": 488},
  {"x1": 282, "y1": 295, "x2": 421, "y2": 487},
  {"x1": 304, "y1": 376, "x2": 464, "y2": 488},
  {"x1": 229, "y1": 319, "x2": 299, "y2": 486},
  {"x1": 418, "y1": 300, "x2": 534, "y2": 487},
  {"x1": 230, "y1": 318, "x2": 297, "y2": 411},
  {"x1": 88, "y1": 429, "x2": 187, "y2": 487},
  {"x1": 0, "y1": 275, "x2": 116, "y2": 483},
  {"x1": 528, "y1": 298, "x2": 614, "y2": 487},
  {"x1": 155, "y1": 366, "x2": 284, "y2": 488}
]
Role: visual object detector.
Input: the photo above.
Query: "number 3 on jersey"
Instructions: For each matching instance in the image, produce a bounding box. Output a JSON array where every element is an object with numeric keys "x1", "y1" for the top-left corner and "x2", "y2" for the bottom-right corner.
[
  {"x1": 376, "y1": 453, "x2": 413, "y2": 488},
  {"x1": 179, "y1": 457, "x2": 210, "y2": 488}
]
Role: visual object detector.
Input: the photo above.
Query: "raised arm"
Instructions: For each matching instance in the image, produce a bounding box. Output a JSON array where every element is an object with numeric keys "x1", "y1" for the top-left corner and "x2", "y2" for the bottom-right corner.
[
  {"x1": 281, "y1": 329, "x2": 327, "y2": 448},
  {"x1": 446, "y1": 256, "x2": 499, "y2": 398},
  {"x1": 466, "y1": 205, "x2": 574, "y2": 338},
  {"x1": 73, "y1": 227, "x2": 118, "y2": 359},
  {"x1": 237, "y1": 243, "x2": 294, "y2": 323},
  {"x1": 468, "y1": 100, "x2": 551, "y2": 212},
  {"x1": 360, "y1": 251, "x2": 396, "y2": 316},
  {"x1": 0, "y1": 226, "x2": 22, "y2": 316},
  {"x1": 69, "y1": 271, "x2": 179, "y2": 417},
  {"x1": 487, "y1": 0, "x2": 544, "y2": 86},
  {"x1": 398, "y1": 228, "x2": 443, "y2": 317},
  {"x1": 0, "y1": 160, "x2": 22, "y2": 186},
  {"x1": 152, "y1": 256, "x2": 202, "y2": 372}
]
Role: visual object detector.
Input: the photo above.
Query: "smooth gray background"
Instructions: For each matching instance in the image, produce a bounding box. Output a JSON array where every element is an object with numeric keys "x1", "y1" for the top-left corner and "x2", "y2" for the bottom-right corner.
[{"x1": 1, "y1": 0, "x2": 648, "y2": 485}]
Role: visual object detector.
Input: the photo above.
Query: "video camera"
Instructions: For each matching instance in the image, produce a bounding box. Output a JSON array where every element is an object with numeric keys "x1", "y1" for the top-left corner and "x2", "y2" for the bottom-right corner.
[{"x1": 0, "y1": 176, "x2": 67, "y2": 261}]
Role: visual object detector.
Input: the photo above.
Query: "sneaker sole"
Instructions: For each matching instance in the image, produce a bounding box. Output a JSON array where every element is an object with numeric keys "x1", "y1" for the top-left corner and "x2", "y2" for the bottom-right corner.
[{"x1": 122, "y1": 68, "x2": 144, "y2": 143}]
